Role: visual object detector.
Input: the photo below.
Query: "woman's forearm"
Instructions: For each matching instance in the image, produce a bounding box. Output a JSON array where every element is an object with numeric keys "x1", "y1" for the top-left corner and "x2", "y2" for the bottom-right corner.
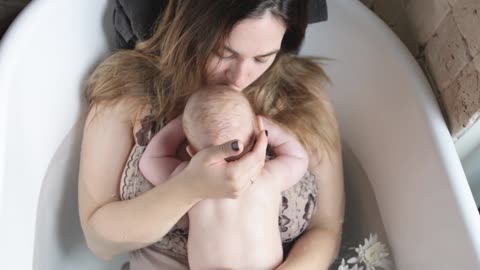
[
  {"x1": 277, "y1": 227, "x2": 341, "y2": 270},
  {"x1": 82, "y1": 173, "x2": 200, "y2": 259}
]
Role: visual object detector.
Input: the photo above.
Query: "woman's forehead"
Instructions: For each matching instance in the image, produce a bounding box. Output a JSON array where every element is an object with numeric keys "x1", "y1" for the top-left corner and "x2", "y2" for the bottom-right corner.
[{"x1": 225, "y1": 13, "x2": 286, "y2": 57}]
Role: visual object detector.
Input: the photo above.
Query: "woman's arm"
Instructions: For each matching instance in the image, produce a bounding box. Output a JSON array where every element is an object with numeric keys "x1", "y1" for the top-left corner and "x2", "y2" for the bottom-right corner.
[
  {"x1": 277, "y1": 150, "x2": 345, "y2": 270},
  {"x1": 276, "y1": 107, "x2": 345, "y2": 270},
  {"x1": 78, "y1": 101, "x2": 202, "y2": 259}
]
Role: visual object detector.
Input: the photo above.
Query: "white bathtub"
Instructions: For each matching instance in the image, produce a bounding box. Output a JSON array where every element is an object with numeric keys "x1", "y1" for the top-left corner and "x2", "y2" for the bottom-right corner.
[{"x1": 1, "y1": 0, "x2": 480, "y2": 269}]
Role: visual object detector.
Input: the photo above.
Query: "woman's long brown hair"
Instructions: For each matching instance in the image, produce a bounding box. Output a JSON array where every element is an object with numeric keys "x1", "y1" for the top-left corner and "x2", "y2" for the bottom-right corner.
[{"x1": 85, "y1": 0, "x2": 339, "y2": 162}]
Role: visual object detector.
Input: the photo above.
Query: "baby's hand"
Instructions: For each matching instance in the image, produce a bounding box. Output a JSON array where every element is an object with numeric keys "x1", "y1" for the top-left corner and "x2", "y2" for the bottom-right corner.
[
  {"x1": 259, "y1": 116, "x2": 289, "y2": 149},
  {"x1": 258, "y1": 116, "x2": 308, "y2": 191},
  {"x1": 139, "y1": 115, "x2": 187, "y2": 186}
]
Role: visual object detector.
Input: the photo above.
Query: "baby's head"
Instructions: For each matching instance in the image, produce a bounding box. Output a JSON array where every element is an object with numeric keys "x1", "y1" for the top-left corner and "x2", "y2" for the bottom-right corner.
[{"x1": 183, "y1": 85, "x2": 258, "y2": 157}]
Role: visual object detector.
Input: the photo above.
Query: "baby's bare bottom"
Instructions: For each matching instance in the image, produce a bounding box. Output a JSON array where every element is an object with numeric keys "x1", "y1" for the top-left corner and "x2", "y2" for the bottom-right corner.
[{"x1": 187, "y1": 187, "x2": 283, "y2": 270}]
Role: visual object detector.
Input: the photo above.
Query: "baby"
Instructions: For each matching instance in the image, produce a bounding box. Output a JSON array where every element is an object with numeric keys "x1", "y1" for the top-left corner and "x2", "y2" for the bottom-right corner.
[{"x1": 140, "y1": 85, "x2": 309, "y2": 270}]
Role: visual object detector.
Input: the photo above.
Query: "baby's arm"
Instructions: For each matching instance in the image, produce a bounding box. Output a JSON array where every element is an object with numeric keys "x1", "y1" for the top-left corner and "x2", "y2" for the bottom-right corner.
[
  {"x1": 139, "y1": 115, "x2": 186, "y2": 186},
  {"x1": 262, "y1": 117, "x2": 309, "y2": 191}
]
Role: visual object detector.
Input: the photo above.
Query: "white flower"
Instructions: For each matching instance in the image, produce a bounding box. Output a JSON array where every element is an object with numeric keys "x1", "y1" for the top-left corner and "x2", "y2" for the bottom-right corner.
[
  {"x1": 338, "y1": 259, "x2": 349, "y2": 270},
  {"x1": 338, "y1": 259, "x2": 364, "y2": 270},
  {"x1": 350, "y1": 234, "x2": 392, "y2": 270},
  {"x1": 352, "y1": 265, "x2": 364, "y2": 270}
]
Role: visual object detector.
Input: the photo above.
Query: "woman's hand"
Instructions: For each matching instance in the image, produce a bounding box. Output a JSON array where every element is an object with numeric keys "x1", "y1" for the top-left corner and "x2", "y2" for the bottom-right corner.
[{"x1": 181, "y1": 128, "x2": 268, "y2": 199}]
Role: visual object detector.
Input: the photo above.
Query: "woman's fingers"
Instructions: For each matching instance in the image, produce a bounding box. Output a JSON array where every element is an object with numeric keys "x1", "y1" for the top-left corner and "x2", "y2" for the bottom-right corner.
[
  {"x1": 197, "y1": 139, "x2": 244, "y2": 164},
  {"x1": 185, "y1": 131, "x2": 266, "y2": 199},
  {"x1": 230, "y1": 129, "x2": 268, "y2": 177}
]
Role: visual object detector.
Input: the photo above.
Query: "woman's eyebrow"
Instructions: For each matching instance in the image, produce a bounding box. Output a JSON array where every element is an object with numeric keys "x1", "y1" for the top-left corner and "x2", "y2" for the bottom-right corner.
[{"x1": 224, "y1": 45, "x2": 280, "y2": 58}]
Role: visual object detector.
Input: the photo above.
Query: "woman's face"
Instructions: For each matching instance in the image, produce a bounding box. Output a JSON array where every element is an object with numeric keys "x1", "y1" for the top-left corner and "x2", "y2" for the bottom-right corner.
[{"x1": 206, "y1": 12, "x2": 287, "y2": 91}]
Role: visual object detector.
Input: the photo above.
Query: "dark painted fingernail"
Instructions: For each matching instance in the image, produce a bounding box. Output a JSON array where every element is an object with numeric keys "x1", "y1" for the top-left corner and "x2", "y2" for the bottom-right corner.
[
  {"x1": 265, "y1": 130, "x2": 268, "y2": 137},
  {"x1": 231, "y1": 141, "x2": 239, "y2": 151}
]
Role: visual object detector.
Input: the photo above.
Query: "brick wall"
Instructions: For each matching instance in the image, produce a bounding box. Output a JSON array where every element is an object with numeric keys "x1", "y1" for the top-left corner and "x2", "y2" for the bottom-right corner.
[
  {"x1": 361, "y1": 0, "x2": 480, "y2": 140},
  {"x1": 0, "y1": 0, "x2": 30, "y2": 38}
]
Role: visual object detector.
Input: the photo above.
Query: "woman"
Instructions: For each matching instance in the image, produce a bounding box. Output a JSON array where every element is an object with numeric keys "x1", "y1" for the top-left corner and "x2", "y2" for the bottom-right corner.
[{"x1": 78, "y1": 0, "x2": 344, "y2": 269}]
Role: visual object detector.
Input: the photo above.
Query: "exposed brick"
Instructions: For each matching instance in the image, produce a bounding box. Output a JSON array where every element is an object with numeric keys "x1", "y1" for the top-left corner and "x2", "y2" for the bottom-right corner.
[
  {"x1": 372, "y1": 0, "x2": 405, "y2": 27},
  {"x1": 359, "y1": 0, "x2": 375, "y2": 9},
  {"x1": 425, "y1": 13, "x2": 471, "y2": 91},
  {"x1": 390, "y1": 6, "x2": 419, "y2": 56},
  {"x1": 453, "y1": 0, "x2": 480, "y2": 57},
  {"x1": 448, "y1": 0, "x2": 459, "y2": 6},
  {"x1": 475, "y1": 54, "x2": 480, "y2": 71},
  {"x1": 405, "y1": 0, "x2": 450, "y2": 45},
  {"x1": 417, "y1": 56, "x2": 451, "y2": 126},
  {"x1": 442, "y1": 62, "x2": 480, "y2": 137}
]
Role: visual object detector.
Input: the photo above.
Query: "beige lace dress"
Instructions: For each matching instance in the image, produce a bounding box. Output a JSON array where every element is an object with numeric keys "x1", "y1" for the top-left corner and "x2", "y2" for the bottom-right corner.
[{"x1": 120, "y1": 116, "x2": 319, "y2": 270}]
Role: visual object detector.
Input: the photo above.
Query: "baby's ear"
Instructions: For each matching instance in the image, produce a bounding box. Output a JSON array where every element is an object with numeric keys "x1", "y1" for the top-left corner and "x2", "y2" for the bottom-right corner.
[{"x1": 186, "y1": 145, "x2": 195, "y2": 157}]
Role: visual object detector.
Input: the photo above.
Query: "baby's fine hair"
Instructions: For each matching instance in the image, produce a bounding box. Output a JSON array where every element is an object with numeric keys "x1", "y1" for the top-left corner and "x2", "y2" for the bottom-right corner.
[{"x1": 183, "y1": 86, "x2": 256, "y2": 150}]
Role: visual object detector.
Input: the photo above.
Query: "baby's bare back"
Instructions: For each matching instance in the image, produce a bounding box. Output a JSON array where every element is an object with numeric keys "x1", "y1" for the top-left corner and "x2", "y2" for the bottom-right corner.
[{"x1": 187, "y1": 178, "x2": 283, "y2": 270}]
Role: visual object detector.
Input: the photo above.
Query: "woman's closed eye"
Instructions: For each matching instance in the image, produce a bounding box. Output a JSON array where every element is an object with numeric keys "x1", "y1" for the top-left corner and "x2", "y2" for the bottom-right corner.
[
  {"x1": 221, "y1": 53, "x2": 236, "y2": 60},
  {"x1": 217, "y1": 50, "x2": 236, "y2": 60},
  {"x1": 254, "y1": 56, "x2": 271, "y2": 63},
  {"x1": 217, "y1": 50, "x2": 274, "y2": 63}
]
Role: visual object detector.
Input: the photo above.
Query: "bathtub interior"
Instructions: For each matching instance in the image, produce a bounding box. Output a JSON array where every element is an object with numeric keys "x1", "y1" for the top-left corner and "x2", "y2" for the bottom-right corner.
[
  {"x1": 32, "y1": 119, "x2": 387, "y2": 270},
  {"x1": 31, "y1": 113, "x2": 388, "y2": 270},
  {"x1": 2, "y1": 0, "x2": 480, "y2": 269},
  {"x1": 306, "y1": 2, "x2": 480, "y2": 269},
  {"x1": 33, "y1": 119, "x2": 128, "y2": 269}
]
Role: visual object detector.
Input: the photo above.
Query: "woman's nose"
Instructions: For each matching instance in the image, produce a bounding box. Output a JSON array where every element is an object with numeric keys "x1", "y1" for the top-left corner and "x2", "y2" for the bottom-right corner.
[{"x1": 226, "y1": 60, "x2": 250, "y2": 90}]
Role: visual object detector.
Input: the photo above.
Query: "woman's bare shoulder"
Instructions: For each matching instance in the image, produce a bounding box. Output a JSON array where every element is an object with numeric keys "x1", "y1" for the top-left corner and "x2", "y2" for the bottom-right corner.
[{"x1": 86, "y1": 97, "x2": 151, "y2": 128}]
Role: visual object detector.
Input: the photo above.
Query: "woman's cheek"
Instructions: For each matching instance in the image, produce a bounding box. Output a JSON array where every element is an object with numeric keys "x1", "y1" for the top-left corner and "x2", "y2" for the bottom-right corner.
[
  {"x1": 255, "y1": 63, "x2": 272, "y2": 81},
  {"x1": 206, "y1": 62, "x2": 226, "y2": 84}
]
